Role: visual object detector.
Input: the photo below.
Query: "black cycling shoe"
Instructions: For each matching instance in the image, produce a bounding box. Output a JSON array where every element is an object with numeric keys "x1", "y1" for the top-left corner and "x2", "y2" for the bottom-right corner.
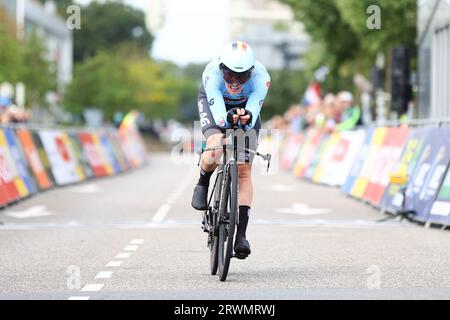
[
  {"x1": 191, "y1": 184, "x2": 208, "y2": 210},
  {"x1": 234, "y1": 237, "x2": 251, "y2": 259}
]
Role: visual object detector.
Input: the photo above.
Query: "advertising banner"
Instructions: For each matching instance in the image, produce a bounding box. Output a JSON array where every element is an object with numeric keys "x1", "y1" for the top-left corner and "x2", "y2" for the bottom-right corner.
[
  {"x1": 280, "y1": 133, "x2": 304, "y2": 171},
  {"x1": 303, "y1": 134, "x2": 329, "y2": 181},
  {"x1": 380, "y1": 128, "x2": 430, "y2": 211},
  {"x1": 0, "y1": 128, "x2": 21, "y2": 202},
  {"x1": 311, "y1": 132, "x2": 341, "y2": 183},
  {"x1": 404, "y1": 128, "x2": 450, "y2": 221},
  {"x1": 16, "y1": 129, "x2": 53, "y2": 190},
  {"x1": 429, "y1": 165, "x2": 450, "y2": 225},
  {"x1": 91, "y1": 133, "x2": 114, "y2": 176},
  {"x1": 78, "y1": 132, "x2": 109, "y2": 177},
  {"x1": 291, "y1": 129, "x2": 324, "y2": 178},
  {"x1": 68, "y1": 132, "x2": 94, "y2": 179},
  {"x1": 351, "y1": 127, "x2": 388, "y2": 199},
  {"x1": 107, "y1": 131, "x2": 130, "y2": 172},
  {"x1": 32, "y1": 131, "x2": 56, "y2": 184},
  {"x1": 341, "y1": 129, "x2": 373, "y2": 194},
  {"x1": 4, "y1": 127, "x2": 37, "y2": 196},
  {"x1": 362, "y1": 126, "x2": 410, "y2": 206},
  {"x1": 99, "y1": 132, "x2": 122, "y2": 174},
  {"x1": 39, "y1": 130, "x2": 84, "y2": 185},
  {"x1": 118, "y1": 131, "x2": 147, "y2": 168},
  {"x1": 330, "y1": 130, "x2": 366, "y2": 187}
]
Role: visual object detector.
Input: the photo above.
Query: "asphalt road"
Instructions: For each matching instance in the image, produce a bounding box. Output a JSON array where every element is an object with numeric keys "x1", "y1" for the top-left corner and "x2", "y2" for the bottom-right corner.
[{"x1": 1, "y1": 153, "x2": 450, "y2": 300}]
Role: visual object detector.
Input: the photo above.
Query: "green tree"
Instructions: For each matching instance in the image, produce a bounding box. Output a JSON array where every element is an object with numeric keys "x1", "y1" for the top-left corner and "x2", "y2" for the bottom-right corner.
[
  {"x1": 64, "y1": 50, "x2": 191, "y2": 122},
  {"x1": 64, "y1": 51, "x2": 132, "y2": 119},
  {"x1": 336, "y1": 0, "x2": 417, "y2": 57},
  {"x1": 0, "y1": 10, "x2": 23, "y2": 84},
  {"x1": 73, "y1": 0, "x2": 153, "y2": 62},
  {"x1": 280, "y1": 0, "x2": 417, "y2": 92},
  {"x1": 281, "y1": 0, "x2": 361, "y2": 91},
  {"x1": 22, "y1": 31, "x2": 57, "y2": 107},
  {"x1": 263, "y1": 69, "x2": 309, "y2": 118},
  {"x1": 0, "y1": 8, "x2": 55, "y2": 107}
]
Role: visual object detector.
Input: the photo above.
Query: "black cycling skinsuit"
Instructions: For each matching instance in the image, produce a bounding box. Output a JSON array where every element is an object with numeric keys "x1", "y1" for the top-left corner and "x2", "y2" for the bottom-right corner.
[{"x1": 197, "y1": 84, "x2": 261, "y2": 163}]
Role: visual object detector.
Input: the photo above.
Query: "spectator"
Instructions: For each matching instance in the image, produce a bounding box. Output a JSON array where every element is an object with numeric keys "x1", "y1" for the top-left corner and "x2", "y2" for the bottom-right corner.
[
  {"x1": 321, "y1": 93, "x2": 339, "y2": 133},
  {"x1": 335, "y1": 91, "x2": 362, "y2": 131}
]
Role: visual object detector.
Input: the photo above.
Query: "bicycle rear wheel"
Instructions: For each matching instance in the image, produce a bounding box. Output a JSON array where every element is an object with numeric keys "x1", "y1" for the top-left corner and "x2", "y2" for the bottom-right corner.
[{"x1": 218, "y1": 161, "x2": 238, "y2": 282}]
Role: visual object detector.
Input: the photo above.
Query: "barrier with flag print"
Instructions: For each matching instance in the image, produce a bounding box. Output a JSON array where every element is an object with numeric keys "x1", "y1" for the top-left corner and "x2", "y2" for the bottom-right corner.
[
  {"x1": 271, "y1": 124, "x2": 450, "y2": 227},
  {"x1": 0, "y1": 117, "x2": 146, "y2": 209}
]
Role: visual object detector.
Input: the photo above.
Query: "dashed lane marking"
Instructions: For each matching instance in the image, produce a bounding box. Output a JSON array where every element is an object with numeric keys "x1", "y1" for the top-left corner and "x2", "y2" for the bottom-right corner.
[
  {"x1": 106, "y1": 261, "x2": 123, "y2": 267},
  {"x1": 124, "y1": 245, "x2": 139, "y2": 251},
  {"x1": 68, "y1": 296, "x2": 90, "y2": 300},
  {"x1": 81, "y1": 284, "x2": 104, "y2": 292},
  {"x1": 95, "y1": 271, "x2": 113, "y2": 279}
]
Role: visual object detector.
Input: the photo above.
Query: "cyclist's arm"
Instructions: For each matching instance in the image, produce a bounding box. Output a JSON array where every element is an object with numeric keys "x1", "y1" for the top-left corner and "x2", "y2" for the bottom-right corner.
[
  {"x1": 203, "y1": 74, "x2": 229, "y2": 129},
  {"x1": 244, "y1": 72, "x2": 270, "y2": 130}
]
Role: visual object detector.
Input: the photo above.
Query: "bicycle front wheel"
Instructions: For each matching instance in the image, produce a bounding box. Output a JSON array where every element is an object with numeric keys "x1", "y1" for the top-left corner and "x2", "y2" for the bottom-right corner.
[
  {"x1": 218, "y1": 161, "x2": 238, "y2": 282},
  {"x1": 210, "y1": 208, "x2": 219, "y2": 275}
]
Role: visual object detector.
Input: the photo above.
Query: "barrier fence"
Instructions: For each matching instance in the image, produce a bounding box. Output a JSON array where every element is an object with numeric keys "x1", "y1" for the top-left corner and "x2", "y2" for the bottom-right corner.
[
  {"x1": 272, "y1": 122, "x2": 450, "y2": 228},
  {"x1": 0, "y1": 124, "x2": 147, "y2": 209}
]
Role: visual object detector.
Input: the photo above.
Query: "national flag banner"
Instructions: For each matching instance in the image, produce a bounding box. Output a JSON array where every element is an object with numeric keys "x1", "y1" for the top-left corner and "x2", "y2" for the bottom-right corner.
[{"x1": 302, "y1": 82, "x2": 321, "y2": 107}]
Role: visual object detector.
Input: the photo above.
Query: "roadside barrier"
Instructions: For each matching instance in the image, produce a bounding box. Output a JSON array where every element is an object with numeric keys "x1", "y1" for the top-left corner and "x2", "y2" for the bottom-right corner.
[
  {"x1": 0, "y1": 124, "x2": 147, "y2": 209},
  {"x1": 271, "y1": 121, "x2": 450, "y2": 227}
]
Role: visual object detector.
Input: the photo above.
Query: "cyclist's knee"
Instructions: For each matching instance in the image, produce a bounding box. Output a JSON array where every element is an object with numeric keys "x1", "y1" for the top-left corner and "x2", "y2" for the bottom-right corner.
[
  {"x1": 203, "y1": 133, "x2": 223, "y2": 165},
  {"x1": 238, "y1": 164, "x2": 252, "y2": 180}
]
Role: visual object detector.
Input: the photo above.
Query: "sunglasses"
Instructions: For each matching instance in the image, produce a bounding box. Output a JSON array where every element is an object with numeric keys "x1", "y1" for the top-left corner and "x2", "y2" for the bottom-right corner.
[{"x1": 220, "y1": 65, "x2": 253, "y2": 84}]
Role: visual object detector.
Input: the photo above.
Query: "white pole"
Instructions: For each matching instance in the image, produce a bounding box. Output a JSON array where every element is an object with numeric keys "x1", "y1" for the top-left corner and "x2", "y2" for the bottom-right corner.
[{"x1": 16, "y1": 0, "x2": 25, "y2": 41}]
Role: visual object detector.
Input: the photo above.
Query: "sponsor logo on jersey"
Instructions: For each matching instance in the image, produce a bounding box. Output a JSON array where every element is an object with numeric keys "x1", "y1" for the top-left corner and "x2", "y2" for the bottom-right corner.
[
  {"x1": 198, "y1": 100, "x2": 204, "y2": 112},
  {"x1": 200, "y1": 112, "x2": 210, "y2": 127}
]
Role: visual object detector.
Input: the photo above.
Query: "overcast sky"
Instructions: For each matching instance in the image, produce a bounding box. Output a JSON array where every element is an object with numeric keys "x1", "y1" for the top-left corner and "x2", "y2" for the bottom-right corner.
[{"x1": 75, "y1": 0, "x2": 228, "y2": 65}]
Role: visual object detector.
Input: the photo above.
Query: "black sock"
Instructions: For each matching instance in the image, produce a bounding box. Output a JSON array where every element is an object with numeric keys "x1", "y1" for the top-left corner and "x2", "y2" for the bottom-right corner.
[
  {"x1": 197, "y1": 168, "x2": 213, "y2": 187},
  {"x1": 237, "y1": 205, "x2": 250, "y2": 239}
]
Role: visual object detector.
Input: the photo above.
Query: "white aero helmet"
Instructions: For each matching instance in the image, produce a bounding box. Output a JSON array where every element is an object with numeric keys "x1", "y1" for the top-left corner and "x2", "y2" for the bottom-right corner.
[{"x1": 219, "y1": 41, "x2": 255, "y2": 72}]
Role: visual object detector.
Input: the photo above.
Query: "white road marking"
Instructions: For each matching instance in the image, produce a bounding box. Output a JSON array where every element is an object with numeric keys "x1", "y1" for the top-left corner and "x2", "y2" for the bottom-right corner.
[
  {"x1": 115, "y1": 253, "x2": 131, "y2": 259},
  {"x1": 68, "y1": 296, "x2": 90, "y2": 300},
  {"x1": 151, "y1": 168, "x2": 196, "y2": 223},
  {"x1": 152, "y1": 204, "x2": 171, "y2": 223},
  {"x1": 276, "y1": 203, "x2": 332, "y2": 215},
  {"x1": 130, "y1": 239, "x2": 144, "y2": 245},
  {"x1": 69, "y1": 184, "x2": 99, "y2": 194},
  {"x1": 106, "y1": 261, "x2": 123, "y2": 267},
  {"x1": 124, "y1": 245, "x2": 139, "y2": 251},
  {"x1": 4, "y1": 205, "x2": 53, "y2": 219},
  {"x1": 95, "y1": 271, "x2": 113, "y2": 279},
  {"x1": 265, "y1": 184, "x2": 295, "y2": 192},
  {"x1": 81, "y1": 284, "x2": 104, "y2": 292}
]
